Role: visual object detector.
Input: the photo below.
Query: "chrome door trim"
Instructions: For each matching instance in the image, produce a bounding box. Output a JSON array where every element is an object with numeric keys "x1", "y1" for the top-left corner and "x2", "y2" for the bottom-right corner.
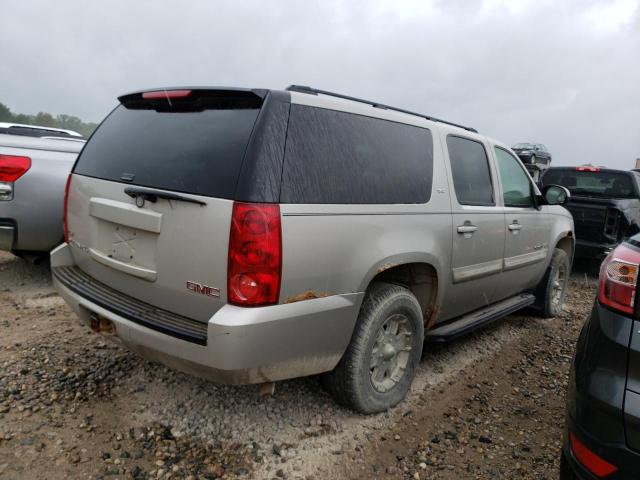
[
  {"x1": 452, "y1": 258, "x2": 503, "y2": 283},
  {"x1": 503, "y1": 248, "x2": 548, "y2": 271}
]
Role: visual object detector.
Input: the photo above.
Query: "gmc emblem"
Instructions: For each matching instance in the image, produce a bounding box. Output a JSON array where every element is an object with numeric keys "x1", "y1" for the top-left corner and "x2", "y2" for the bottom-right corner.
[{"x1": 186, "y1": 281, "x2": 220, "y2": 298}]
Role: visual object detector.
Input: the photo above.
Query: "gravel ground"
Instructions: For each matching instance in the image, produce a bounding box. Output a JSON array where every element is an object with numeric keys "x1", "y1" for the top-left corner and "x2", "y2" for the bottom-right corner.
[{"x1": 0, "y1": 252, "x2": 597, "y2": 479}]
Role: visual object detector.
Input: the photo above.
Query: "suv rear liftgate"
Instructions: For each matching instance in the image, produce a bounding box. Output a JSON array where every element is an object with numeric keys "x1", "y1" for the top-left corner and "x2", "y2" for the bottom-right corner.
[{"x1": 52, "y1": 87, "x2": 361, "y2": 384}]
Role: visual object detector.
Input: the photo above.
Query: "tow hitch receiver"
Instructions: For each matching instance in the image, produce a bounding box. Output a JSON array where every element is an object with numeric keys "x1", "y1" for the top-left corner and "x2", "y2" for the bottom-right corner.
[{"x1": 89, "y1": 313, "x2": 116, "y2": 335}]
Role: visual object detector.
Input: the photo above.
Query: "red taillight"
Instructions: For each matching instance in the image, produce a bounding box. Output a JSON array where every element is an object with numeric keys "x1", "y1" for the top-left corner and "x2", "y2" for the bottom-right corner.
[
  {"x1": 0, "y1": 155, "x2": 31, "y2": 182},
  {"x1": 227, "y1": 202, "x2": 281, "y2": 306},
  {"x1": 577, "y1": 166, "x2": 600, "y2": 172},
  {"x1": 63, "y1": 174, "x2": 72, "y2": 243},
  {"x1": 598, "y1": 243, "x2": 640, "y2": 316},
  {"x1": 142, "y1": 89, "x2": 192, "y2": 99},
  {"x1": 569, "y1": 432, "x2": 618, "y2": 477}
]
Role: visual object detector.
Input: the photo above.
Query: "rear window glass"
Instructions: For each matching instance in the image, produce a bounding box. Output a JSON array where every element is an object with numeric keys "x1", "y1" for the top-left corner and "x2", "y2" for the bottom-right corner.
[
  {"x1": 73, "y1": 105, "x2": 260, "y2": 198},
  {"x1": 542, "y1": 169, "x2": 636, "y2": 198},
  {"x1": 281, "y1": 105, "x2": 433, "y2": 204}
]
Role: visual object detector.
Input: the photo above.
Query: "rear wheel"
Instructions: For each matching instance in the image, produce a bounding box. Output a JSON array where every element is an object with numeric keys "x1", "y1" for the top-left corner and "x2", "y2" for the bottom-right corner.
[
  {"x1": 322, "y1": 282, "x2": 424, "y2": 414},
  {"x1": 534, "y1": 248, "x2": 570, "y2": 318}
]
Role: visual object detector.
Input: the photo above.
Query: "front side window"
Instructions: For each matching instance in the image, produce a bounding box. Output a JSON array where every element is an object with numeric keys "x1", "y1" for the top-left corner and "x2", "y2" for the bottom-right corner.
[
  {"x1": 447, "y1": 136, "x2": 494, "y2": 206},
  {"x1": 494, "y1": 147, "x2": 533, "y2": 207}
]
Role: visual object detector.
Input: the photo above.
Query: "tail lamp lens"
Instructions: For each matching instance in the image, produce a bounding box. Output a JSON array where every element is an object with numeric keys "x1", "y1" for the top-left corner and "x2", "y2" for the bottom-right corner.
[
  {"x1": 569, "y1": 432, "x2": 618, "y2": 478},
  {"x1": 227, "y1": 202, "x2": 281, "y2": 306},
  {"x1": 0, "y1": 155, "x2": 31, "y2": 182},
  {"x1": 63, "y1": 174, "x2": 72, "y2": 243},
  {"x1": 598, "y1": 244, "x2": 640, "y2": 315}
]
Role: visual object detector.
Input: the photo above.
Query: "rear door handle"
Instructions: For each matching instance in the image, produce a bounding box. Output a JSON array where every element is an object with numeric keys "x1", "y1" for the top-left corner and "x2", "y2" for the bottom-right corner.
[
  {"x1": 508, "y1": 221, "x2": 523, "y2": 231},
  {"x1": 457, "y1": 223, "x2": 478, "y2": 234}
]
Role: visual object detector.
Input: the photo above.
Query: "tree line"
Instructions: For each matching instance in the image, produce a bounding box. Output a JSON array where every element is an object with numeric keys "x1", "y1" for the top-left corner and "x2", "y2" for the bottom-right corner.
[{"x1": 0, "y1": 101, "x2": 97, "y2": 138}]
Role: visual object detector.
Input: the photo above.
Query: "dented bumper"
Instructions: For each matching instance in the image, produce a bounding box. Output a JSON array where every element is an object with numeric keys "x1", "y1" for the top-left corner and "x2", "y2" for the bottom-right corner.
[{"x1": 51, "y1": 243, "x2": 362, "y2": 384}]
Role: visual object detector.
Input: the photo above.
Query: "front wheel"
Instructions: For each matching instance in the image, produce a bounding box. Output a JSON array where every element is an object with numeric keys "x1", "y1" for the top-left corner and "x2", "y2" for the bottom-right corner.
[
  {"x1": 534, "y1": 248, "x2": 570, "y2": 318},
  {"x1": 322, "y1": 282, "x2": 424, "y2": 414}
]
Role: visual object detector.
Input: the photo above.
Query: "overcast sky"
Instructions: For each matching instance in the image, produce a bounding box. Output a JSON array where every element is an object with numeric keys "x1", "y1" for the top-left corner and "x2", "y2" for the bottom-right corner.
[{"x1": 1, "y1": 0, "x2": 638, "y2": 168}]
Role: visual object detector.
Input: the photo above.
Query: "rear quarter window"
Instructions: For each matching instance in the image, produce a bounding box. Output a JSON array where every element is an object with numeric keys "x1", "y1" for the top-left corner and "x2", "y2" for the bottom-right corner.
[{"x1": 281, "y1": 105, "x2": 433, "y2": 204}]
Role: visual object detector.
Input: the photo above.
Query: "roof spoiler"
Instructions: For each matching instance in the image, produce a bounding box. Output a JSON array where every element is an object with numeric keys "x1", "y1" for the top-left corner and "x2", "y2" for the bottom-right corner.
[{"x1": 118, "y1": 87, "x2": 268, "y2": 111}]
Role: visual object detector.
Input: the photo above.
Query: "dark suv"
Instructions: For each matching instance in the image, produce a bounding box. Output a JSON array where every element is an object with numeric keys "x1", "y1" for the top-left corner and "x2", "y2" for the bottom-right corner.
[{"x1": 561, "y1": 237, "x2": 640, "y2": 479}]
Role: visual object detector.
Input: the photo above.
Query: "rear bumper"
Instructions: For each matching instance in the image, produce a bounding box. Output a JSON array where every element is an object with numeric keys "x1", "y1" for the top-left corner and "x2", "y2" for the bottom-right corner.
[
  {"x1": 51, "y1": 243, "x2": 363, "y2": 384},
  {"x1": 562, "y1": 302, "x2": 638, "y2": 479},
  {"x1": 562, "y1": 416, "x2": 640, "y2": 480}
]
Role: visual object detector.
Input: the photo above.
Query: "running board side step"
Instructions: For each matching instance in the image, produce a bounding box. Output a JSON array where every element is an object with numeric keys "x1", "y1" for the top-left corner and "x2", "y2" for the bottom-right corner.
[{"x1": 426, "y1": 293, "x2": 536, "y2": 343}]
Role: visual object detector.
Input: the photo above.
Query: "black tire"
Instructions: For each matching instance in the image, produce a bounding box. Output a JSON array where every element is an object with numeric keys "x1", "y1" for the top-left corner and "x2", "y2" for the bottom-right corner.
[
  {"x1": 11, "y1": 250, "x2": 48, "y2": 265},
  {"x1": 322, "y1": 282, "x2": 424, "y2": 414},
  {"x1": 534, "y1": 248, "x2": 570, "y2": 318},
  {"x1": 559, "y1": 450, "x2": 576, "y2": 480}
]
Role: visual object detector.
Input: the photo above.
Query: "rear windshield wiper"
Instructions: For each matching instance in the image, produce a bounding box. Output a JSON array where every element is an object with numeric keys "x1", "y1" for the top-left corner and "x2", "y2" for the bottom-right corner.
[{"x1": 124, "y1": 187, "x2": 206, "y2": 206}]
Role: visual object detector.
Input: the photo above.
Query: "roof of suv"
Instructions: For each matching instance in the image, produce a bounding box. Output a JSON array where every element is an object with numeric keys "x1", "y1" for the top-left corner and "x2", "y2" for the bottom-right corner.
[
  {"x1": 117, "y1": 85, "x2": 479, "y2": 136},
  {"x1": 285, "y1": 85, "x2": 478, "y2": 133}
]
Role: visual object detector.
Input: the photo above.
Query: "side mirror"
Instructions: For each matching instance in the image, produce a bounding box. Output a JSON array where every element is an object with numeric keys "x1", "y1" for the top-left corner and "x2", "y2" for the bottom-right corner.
[{"x1": 542, "y1": 184, "x2": 570, "y2": 205}]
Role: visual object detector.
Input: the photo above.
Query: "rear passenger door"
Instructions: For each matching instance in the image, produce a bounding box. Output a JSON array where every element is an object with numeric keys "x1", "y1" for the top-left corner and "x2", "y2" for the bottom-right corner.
[
  {"x1": 493, "y1": 146, "x2": 548, "y2": 298},
  {"x1": 440, "y1": 135, "x2": 506, "y2": 321}
]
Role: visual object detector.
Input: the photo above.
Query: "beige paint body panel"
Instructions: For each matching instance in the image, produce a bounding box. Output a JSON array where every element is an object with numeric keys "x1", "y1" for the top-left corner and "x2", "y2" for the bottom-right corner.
[{"x1": 89, "y1": 197, "x2": 163, "y2": 233}]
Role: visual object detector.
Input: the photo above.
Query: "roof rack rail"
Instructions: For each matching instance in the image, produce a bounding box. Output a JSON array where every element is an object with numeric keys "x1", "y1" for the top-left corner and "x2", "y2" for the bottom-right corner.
[{"x1": 285, "y1": 85, "x2": 478, "y2": 133}]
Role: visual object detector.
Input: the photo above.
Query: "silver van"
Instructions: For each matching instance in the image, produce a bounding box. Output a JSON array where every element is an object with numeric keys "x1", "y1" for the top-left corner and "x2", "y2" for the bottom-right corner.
[{"x1": 52, "y1": 85, "x2": 574, "y2": 413}]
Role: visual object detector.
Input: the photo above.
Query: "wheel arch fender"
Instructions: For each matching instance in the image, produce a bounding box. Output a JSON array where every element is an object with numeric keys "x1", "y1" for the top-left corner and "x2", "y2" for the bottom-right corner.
[
  {"x1": 553, "y1": 230, "x2": 575, "y2": 266},
  {"x1": 358, "y1": 253, "x2": 444, "y2": 327}
]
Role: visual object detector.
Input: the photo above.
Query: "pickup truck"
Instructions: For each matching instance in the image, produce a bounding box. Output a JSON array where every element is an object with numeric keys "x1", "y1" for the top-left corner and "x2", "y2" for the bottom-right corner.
[
  {"x1": 0, "y1": 122, "x2": 84, "y2": 139},
  {"x1": 540, "y1": 166, "x2": 640, "y2": 259},
  {"x1": 0, "y1": 133, "x2": 84, "y2": 258}
]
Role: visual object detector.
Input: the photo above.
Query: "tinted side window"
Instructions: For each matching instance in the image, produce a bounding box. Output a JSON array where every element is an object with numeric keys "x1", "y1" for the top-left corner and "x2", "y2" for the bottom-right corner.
[
  {"x1": 447, "y1": 136, "x2": 494, "y2": 206},
  {"x1": 281, "y1": 105, "x2": 433, "y2": 204},
  {"x1": 494, "y1": 147, "x2": 533, "y2": 207}
]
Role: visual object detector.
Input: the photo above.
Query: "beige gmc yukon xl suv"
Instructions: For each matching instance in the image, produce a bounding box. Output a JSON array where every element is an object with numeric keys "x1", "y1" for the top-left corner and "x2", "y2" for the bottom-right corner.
[{"x1": 52, "y1": 85, "x2": 574, "y2": 413}]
